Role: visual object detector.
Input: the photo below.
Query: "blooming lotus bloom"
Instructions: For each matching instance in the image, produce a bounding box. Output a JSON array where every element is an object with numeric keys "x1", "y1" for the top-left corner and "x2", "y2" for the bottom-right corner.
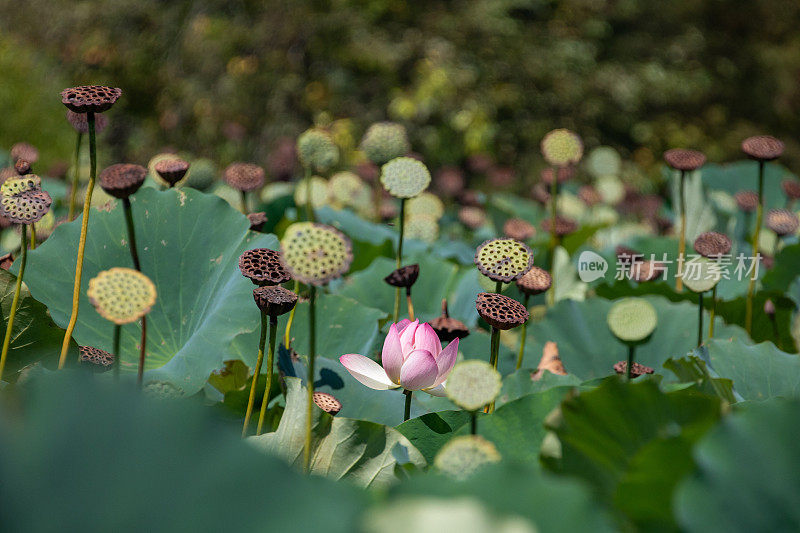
[{"x1": 340, "y1": 319, "x2": 458, "y2": 396}]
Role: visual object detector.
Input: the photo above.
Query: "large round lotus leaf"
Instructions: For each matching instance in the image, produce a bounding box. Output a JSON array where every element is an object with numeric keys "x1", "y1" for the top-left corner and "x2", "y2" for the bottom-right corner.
[
  {"x1": 18, "y1": 188, "x2": 277, "y2": 394},
  {"x1": 607, "y1": 297, "x2": 658, "y2": 343}
]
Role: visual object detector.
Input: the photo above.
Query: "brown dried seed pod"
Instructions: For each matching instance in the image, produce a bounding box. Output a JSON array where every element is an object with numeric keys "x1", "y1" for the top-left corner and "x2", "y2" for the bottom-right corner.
[
  {"x1": 474, "y1": 238, "x2": 534, "y2": 283},
  {"x1": 66, "y1": 110, "x2": 108, "y2": 135},
  {"x1": 663, "y1": 149, "x2": 706, "y2": 171},
  {"x1": 14, "y1": 159, "x2": 31, "y2": 175},
  {"x1": 613, "y1": 361, "x2": 654, "y2": 378},
  {"x1": 694, "y1": 231, "x2": 732, "y2": 258},
  {"x1": 781, "y1": 179, "x2": 800, "y2": 201},
  {"x1": 99, "y1": 163, "x2": 147, "y2": 199},
  {"x1": 0, "y1": 187, "x2": 52, "y2": 225},
  {"x1": 238, "y1": 248, "x2": 292, "y2": 286},
  {"x1": 578, "y1": 185, "x2": 602, "y2": 206},
  {"x1": 530, "y1": 183, "x2": 551, "y2": 205},
  {"x1": 475, "y1": 292, "x2": 529, "y2": 330},
  {"x1": 541, "y1": 215, "x2": 578, "y2": 237},
  {"x1": 766, "y1": 208, "x2": 800, "y2": 237},
  {"x1": 60, "y1": 85, "x2": 122, "y2": 114},
  {"x1": 0, "y1": 252, "x2": 13, "y2": 270},
  {"x1": 154, "y1": 158, "x2": 190, "y2": 187},
  {"x1": 10, "y1": 142, "x2": 38, "y2": 163},
  {"x1": 631, "y1": 260, "x2": 664, "y2": 282},
  {"x1": 503, "y1": 218, "x2": 536, "y2": 241},
  {"x1": 734, "y1": 191, "x2": 759, "y2": 213},
  {"x1": 654, "y1": 216, "x2": 673, "y2": 235},
  {"x1": 540, "y1": 166, "x2": 575, "y2": 186},
  {"x1": 247, "y1": 212, "x2": 268, "y2": 232},
  {"x1": 79, "y1": 345, "x2": 115, "y2": 370},
  {"x1": 741, "y1": 135, "x2": 784, "y2": 161},
  {"x1": 430, "y1": 299, "x2": 470, "y2": 342},
  {"x1": 458, "y1": 206, "x2": 486, "y2": 230},
  {"x1": 312, "y1": 391, "x2": 342, "y2": 415},
  {"x1": 384, "y1": 264, "x2": 419, "y2": 289},
  {"x1": 253, "y1": 285, "x2": 298, "y2": 316},
  {"x1": 224, "y1": 162, "x2": 265, "y2": 192},
  {"x1": 379, "y1": 199, "x2": 398, "y2": 221},
  {"x1": 516, "y1": 266, "x2": 552, "y2": 296},
  {"x1": 615, "y1": 246, "x2": 641, "y2": 264}
]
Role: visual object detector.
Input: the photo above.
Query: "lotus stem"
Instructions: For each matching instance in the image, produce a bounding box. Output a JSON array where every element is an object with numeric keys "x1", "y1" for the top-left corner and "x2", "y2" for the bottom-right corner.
[
  {"x1": 516, "y1": 294, "x2": 531, "y2": 370},
  {"x1": 708, "y1": 285, "x2": 717, "y2": 339},
  {"x1": 29, "y1": 225, "x2": 36, "y2": 250},
  {"x1": 242, "y1": 312, "x2": 268, "y2": 437},
  {"x1": 403, "y1": 389, "x2": 413, "y2": 422},
  {"x1": 68, "y1": 131, "x2": 83, "y2": 221},
  {"x1": 746, "y1": 161, "x2": 765, "y2": 334},
  {"x1": 470, "y1": 412, "x2": 477, "y2": 435},
  {"x1": 283, "y1": 280, "x2": 299, "y2": 348},
  {"x1": 697, "y1": 292, "x2": 704, "y2": 347},
  {"x1": 123, "y1": 198, "x2": 141, "y2": 271},
  {"x1": 677, "y1": 170, "x2": 686, "y2": 292},
  {"x1": 59, "y1": 112, "x2": 97, "y2": 370},
  {"x1": 626, "y1": 344, "x2": 635, "y2": 381},
  {"x1": 240, "y1": 190, "x2": 248, "y2": 215},
  {"x1": 0, "y1": 225, "x2": 27, "y2": 381},
  {"x1": 304, "y1": 168, "x2": 314, "y2": 223},
  {"x1": 406, "y1": 288, "x2": 415, "y2": 321},
  {"x1": 137, "y1": 315, "x2": 147, "y2": 387},
  {"x1": 495, "y1": 281, "x2": 502, "y2": 293},
  {"x1": 256, "y1": 314, "x2": 278, "y2": 436},
  {"x1": 548, "y1": 171, "x2": 558, "y2": 306},
  {"x1": 393, "y1": 198, "x2": 406, "y2": 324},
  {"x1": 303, "y1": 285, "x2": 317, "y2": 472},
  {"x1": 112, "y1": 324, "x2": 121, "y2": 380},
  {"x1": 485, "y1": 326, "x2": 501, "y2": 413}
]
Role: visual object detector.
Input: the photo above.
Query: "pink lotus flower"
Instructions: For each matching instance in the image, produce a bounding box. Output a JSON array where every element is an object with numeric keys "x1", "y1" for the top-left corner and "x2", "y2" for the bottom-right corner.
[{"x1": 339, "y1": 319, "x2": 458, "y2": 396}]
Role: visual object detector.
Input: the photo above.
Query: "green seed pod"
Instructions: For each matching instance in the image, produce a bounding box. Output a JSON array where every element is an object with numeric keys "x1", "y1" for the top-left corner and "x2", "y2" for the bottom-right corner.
[
  {"x1": 293, "y1": 176, "x2": 329, "y2": 209},
  {"x1": 0, "y1": 175, "x2": 52, "y2": 225},
  {"x1": 87, "y1": 267, "x2": 157, "y2": 325},
  {"x1": 406, "y1": 192, "x2": 445, "y2": 221},
  {"x1": 681, "y1": 257, "x2": 721, "y2": 293},
  {"x1": 280, "y1": 222, "x2": 353, "y2": 286},
  {"x1": 607, "y1": 298, "x2": 657, "y2": 344},
  {"x1": 380, "y1": 157, "x2": 431, "y2": 198},
  {"x1": 446, "y1": 360, "x2": 502, "y2": 411},
  {"x1": 404, "y1": 215, "x2": 439, "y2": 243},
  {"x1": 434, "y1": 435, "x2": 501, "y2": 481},
  {"x1": 360, "y1": 122, "x2": 410, "y2": 165},
  {"x1": 184, "y1": 158, "x2": 216, "y2": 191},
  {"x1": 541, "y1": 128, "x2": 583, "y2": 167},
  {"x1": 474, "y1": 238, "x2": 534, "y2": 283},
  {"x1": 297, "y1": 128, "x2": 339, "y2": 173}
]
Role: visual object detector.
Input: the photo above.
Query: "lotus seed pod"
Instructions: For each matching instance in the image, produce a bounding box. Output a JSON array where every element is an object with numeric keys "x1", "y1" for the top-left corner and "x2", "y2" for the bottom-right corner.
[
  {"x1": 247, "y1": 212, "x2": 268, "y2": 232},
  {"x1": 0, "y1": 175, "x2": 52, "y2": 225},
  {"x1": 252, "y1": 285, "x2": 298, "y2": 317},
  {"x1": 293, "y1": 176, "x2": 329, "y2": 209},
  {"x1": 578, "y1": 185, "x2": 602, "y2": 207},
  {"x1": 741, "y1": 135, "x2": 784, "y2": 161},
  {"x1": 540, "y1": 165, "x2": 575, "y2": 186},
  {"x1": 384, "y1": 264, "x2": 419, "y2": 289},
  {"x1": 586, "y1": 146, "x2": 621, "y2": 177},
  {"x1": 596, "y1": 174, "x2": 625, "y2": 205},
  {"x1": 328, "y1": 171, "x2": 368, "y2": 209},
  {"x1": 781, "y1": 179, "x2": 800, "y2": 201},
  {"x1": 434, "y1": 435, "x2": 501, "y2": 481},
  {"x1": 79, "y1": 345, "x2": 115, "y2": 371},
  {"x1": 280, "y1": 222, "x2": 353, "y2": 286},
  {"x1": 694, "y1": 231, "x2": 732, "y2": 259},
  {"x1": 434, "y1": 166, "x2": 465, "y2": 197},
  {"x1": 60, "y1": 85, "x2": 122, "y2": 114},
  {"x1": 430, "y1": 299, "x2": 470, "y2": 342},
  {"x1": 458, "y1": 189, "x2": 482, "y2": 207},
  {"x1": 613, "y1": 361, "x2": 654, "y2": 378},
  {"x1": 238, "y1": 248, "x2": 292, "y2": 286},
  {"x1": 312, "y1": 391, "x2": 342, "y2": 415},
  {"x1": 99, "y1": 163, "x2": 147, "y2": 199},
  {"x1": 475, "y1": 292, "x2": 529, "y2": 330},
  {"x1": 183, "y1": 158, "x2": 216, "y2": 191},
  {"x1": 681, "y1": 257, "x2": 721, "y2": 293},
  {"x1": 380, "y1": 157, "x2": 431, "y2": 198},
  {"x1": 516, "y1": 266, "x2": 552, "y2": 296},
  {"x1": 10, "y1": 143, "x2": 38, "y2": 164},
  {"x1": 766, "y1": 208, "x2": 800, "y2": 237},
  {"x1": 502, "y1": 218, "x2": 536, "y2": 241},
  {"x1": 407, "y1": 192, "x2": 445, "y2": 221},
  {"x1": 154, "y1": 157, "x2": 190, "y2": 187},
  {"x1": 14, "y1": 159, "x2": 31, "y2": 175},
  {"x1": 87, "y1": 267, "x2": 157, "y2": 325},
  {"x1": 530, "y1": 182, "x2": 551, "y2": 205},
  {"x1": 445, "y1": 360, "x2": 502, "y2": 411},
  {"x1": 631, "y1": 260, "x2": 664, "y2": 283},
  {"x1": 0, "y1": 252, "x2": 13, "y2": 270},
  {"x1": 541, "y1": 215, "x2": 578, "y2": 238},
  {"x1": 540, "y1": 129, "x2": 583, "y2": 167},
  {"x1": 458, "y1": 206, "x2": 486, "y2": 229},
  {"x1": 474, "y1": 238, "x2": 534, "y2": 283},
  {"x1": 359, "y1": 122, "x2": 410, "y2": 165},
  {"x1": 734, "y1": 191, "x2": 759, "y2": 213},
  {"x1": 1, "y1": 174, "x2": 41, "y2": 196},
  {"x1": 404, "y1": 215, "x2": 439, "y2": 243},
  {"x1": 663, "y1": 149, "x2": 707, "y2": 171},
  {"x1": 224, "y1": 162, "x2": 265, "y2": 192},
  {"x1": 66, "y1": 110, "x2": 108, "y2": 135},
  {"x1": 297, "y1": 128, "x2": 339, "y2": 173},
  {"x1": 607, "y1": 298, "x2": 657, "y2": 343}
]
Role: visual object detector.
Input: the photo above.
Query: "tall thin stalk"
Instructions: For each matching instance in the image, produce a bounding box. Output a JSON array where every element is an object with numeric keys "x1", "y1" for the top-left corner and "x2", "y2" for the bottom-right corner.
[
  {"x1": 697, "y1": 292, "x2": 704, "y2": 347},
  {"x1": 677, "y1": 170, "x2": 687, "y2": 292},
  {"x1": 112, "y1": 324, "x2": 121, "y2": 379},
  {"x1": 0, "y1": 225, "x2": 27, "y2": 381},
  {"x1": 68, "y1": 131, "x2": 83, "y2": 221},
  {"x1": 137, "y1": 316, "x2": 147, "y2": 387},
  {"x1": 515, "y1": 294, "x2": 531, "y2": 370},
  {"x1": 403, "y1": 389, "x2": 413, "y2": 422},
  {"x1": 256, "y1": 314, "x2": 278, "y2": 435},
  {"x1": 547, "y1": 172, "x2": 558, "y2": 306},
  {"x1": 405, "y1": 288, "x2": 415, "y2": 321},
  {"x1": 59, "y1": 112, "x2": 97, "y2": 369},
  {"x1": 29, "y1": 225, "x2": 36, "y2": 250},
  {"x1": 745, "y1": 161, "x2": 765, "y2": 334},
  {"x1": 626, "y1": 345, "x2": 635, "y2": 380},
  {"x1": 303, "y1": 286, "x2": 317, "y2": 472},
  {"x1": 708, "y1": 285, "x2": 717, "y2": 338},
  {"x1": 485, "y1": 326, "x2": 501, "y2": 413},
  {"x1": 240, "y1": 190, "x2": 248, "y2": 215},
  {"x1": 242, "y1": 312, "x2": 268, "y2": 438},
  {"x1": 392, "y1": 199, "x2": 406, "y2": 323},
  {"x1": 284, "y1": 280, "x2": 299, "y2": 348}
]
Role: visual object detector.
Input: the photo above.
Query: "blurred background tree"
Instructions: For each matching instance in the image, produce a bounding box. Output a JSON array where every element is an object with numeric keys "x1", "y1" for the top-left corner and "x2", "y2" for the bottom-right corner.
[{"x1": 1, "y1": 0, "x2": 799, "y2": 180}]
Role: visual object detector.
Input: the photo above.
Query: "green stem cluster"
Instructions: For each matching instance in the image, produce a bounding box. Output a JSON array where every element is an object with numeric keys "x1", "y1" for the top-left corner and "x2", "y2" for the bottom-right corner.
[
  {"x1": 68, "y1": 131, "x2": 83, "y2": 221},
  {"x1": 303, "y1": 286, "x2": 317, "y2": 472},
  {"x1": 403, "y1": 389, "x2": 413, "y2": 422},
  {"x1": 242, "y1": 313, "x2": 269, "y2": 438},
  {"x1": 392, "y1": 199, "x2": 406, "y2": 324},
  {"x1": 515, "y1": 294, "x2": 531, "y2": 370},
  {"x1": 0, "y1": 225, "x2": 27, "y2": 382},
  {"x1": 256, "y1": 315, "x2": 279, "y2": 435}
]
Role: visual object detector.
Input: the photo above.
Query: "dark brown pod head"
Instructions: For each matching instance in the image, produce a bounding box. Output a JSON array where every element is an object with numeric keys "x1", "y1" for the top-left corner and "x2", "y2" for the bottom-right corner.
[
  {"x1": 503, "y1": 218, "x2": 536, "y2": 241},
  {"x1": 60, "y1": 85, "x2": 122, "y2": 114},
  {"x1": 0, "y1": 189, "x2": 52, "y2": 225},
  {"x1": 475, "y1": 292, "x2": 529, "y2": 330},
  {"x1": 631, "y1": 260, "x2": 664, "y2": 282},
  {"x1": 253, "y1": 285, "x2": 298, "y2": 317},
  {"x1": 238, "y1": 248, "x2": 292, "y2": 286},
  {"x1": 312, "y1": 391, "x2": 342, "y2": 415},
  {"x1": 782, "y1": 179, "x2": 800, "y2": 201},
  {"x1": 430, "y1": 299, "x2": 470, "y2": 342},
  {"x1": 654, "y1": 216, "x2": 673, "y2": 235},
  {"x1": 224, "y1": 162, "x2": 265, "y2": 192},
  {"x1": 734, "y1": 191, "x2": 759, "y2": 213},
  {"x1": 247, "y1": 212, "x2": 268, "y2": 232},
  {"x1": 14, "y1": 159, "x2": 31, "y2": 175},
  {"x1": 613, "y1": 361, "x2": 654, "y2": 378},
  {"x1": 694, "y1": 231, "x2": 732, "y2": 259},
  {"x1": 530, "y1": 183, "x2": 551, "y2": 205},
  {"x1": 0, "y1": 253, "x2": 13, "y2": 270},
  {"x1": 578, "y1": 185, "x2": 602, "y2": 206},
  {"x1": 663, "y1": 149, "x2": 706, "y2": 171},
  {"x1": 516, "y1": 266, "x2": 552, "y2": 296},
  {"x1": 154, "y1": 158, "x2": 190, "y2": 186},
  {"x1": 458, "y1": 206, "x2": 486, "y2": 230},
  {"x1": 99, "y1": 163, "x2": 147, "y2": 199},
  {"x1": 10, "y1": 142, "x2": 38, "y2": 163},
  {"x1": 384, "y1": 264, "x2": 420, "y2": 289},
  {"x1": 540, "y1": 166, "x2": 575, "y2": 186},
  {"x1": 541, "y1": 215, "x2": 578, "y2": 237},
  {"x1": 79, "y1": 345, "x2": 115, "y2": 370},
  {"x1": 741, "y1": 135, "x2": 784, "y2": 161},
  {"x1": 766, "y1": 208, "x2": 800, "y2": 237},
  {"x1": 66, "y1": 110, "x2": 108, "y2": 135},
  {"x1": 615, "y1": 246, "x2": 641, "y2": 264}
]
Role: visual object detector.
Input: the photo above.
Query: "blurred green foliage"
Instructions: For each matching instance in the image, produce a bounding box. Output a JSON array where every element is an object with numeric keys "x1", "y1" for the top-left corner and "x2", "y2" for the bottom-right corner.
[{"x1": 1, "y1": 0, "x2": 800, "y2": 174}]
